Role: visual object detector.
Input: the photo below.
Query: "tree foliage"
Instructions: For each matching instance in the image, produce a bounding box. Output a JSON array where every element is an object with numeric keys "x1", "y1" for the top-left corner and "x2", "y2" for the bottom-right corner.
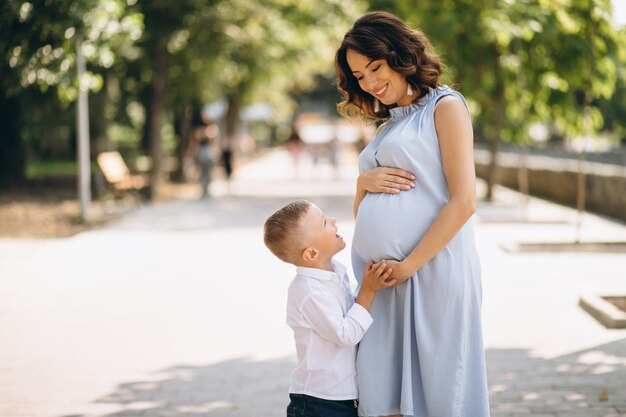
[
  {"x1": 0, "y1": 0, "x2": 142, "y2": 184},
  {"x1": 1, "y1": 0, "x2": 142, "y2": 103},
  {"x1": 129, "y1": 0, "x2": 362, "y2": 187},
  {"x1": 368, "y1": 0, "x2": 626, "y2": 198},
  {"x1": 0, "y1": 0, "x2": 362, "y2": 186},
  {"x1": 2, "y1": 0, "x2": 625, "y2": 191}
]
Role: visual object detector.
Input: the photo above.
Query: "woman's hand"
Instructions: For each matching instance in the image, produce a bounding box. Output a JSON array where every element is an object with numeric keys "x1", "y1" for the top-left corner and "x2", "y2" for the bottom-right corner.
[
  {"x1": 383, "y1": 259, "x2": 415, "y2": 284},
  {"x1": 357, "y1": 167, "x2": 416, "y2": 194}
]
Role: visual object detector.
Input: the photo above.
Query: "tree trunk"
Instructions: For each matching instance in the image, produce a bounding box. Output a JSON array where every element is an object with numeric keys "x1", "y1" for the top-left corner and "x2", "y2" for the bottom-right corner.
[
  {"x1": 171, "y1": 101, "x2": 194, "y2": 182},
  {"x1": 90, "y1": 69, "x2": 111, "y2": 156},
  {"x1": 575, "y1": 7, "x2": 596, "y2": 244},
  {"x1": 140, "y1": 87, "x2": 152, "y2": 155},
  {"x1": 485, "y1": 50, "x2": 506, "y2": 201},
  {"x1": 518, "y1": 143, "x2": 530, "y2": 218},
  {"x1": 224, "y1": 90, "x2": 241, "y2": 149},
  {"x1": 515, "y1": 42, "x2": 530, "y2": 219},
  {"x1": 148, "y1": 34, "x2": 168, "y2": 193},
  {"x1": 575, "y1": 148, "x2": 586, "y2": 243},
  {"x1": 0, "y1": 90, "x2": 25, "y2": 186}
]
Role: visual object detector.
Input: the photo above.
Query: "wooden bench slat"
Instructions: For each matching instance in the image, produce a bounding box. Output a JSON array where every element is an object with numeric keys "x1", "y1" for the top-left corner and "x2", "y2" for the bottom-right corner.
[{"x1": 97, "y1": 151, "x2": 151, "y2": 200}]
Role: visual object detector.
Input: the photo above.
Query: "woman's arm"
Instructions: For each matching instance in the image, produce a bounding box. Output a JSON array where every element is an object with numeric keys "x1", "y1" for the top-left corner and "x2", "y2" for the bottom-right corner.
[
  {"x1": 386, "y1": 97, "x2": 477, "y2": 281},
  {"x1": 353, "y1": 122, "x2": 416, "y2": 218},
  {"x1": 353, "y1": 184, "x2": 367, "y2": 218},
  {"x1": 353, "y1": 167, "x2": 416, "y2": 218}
]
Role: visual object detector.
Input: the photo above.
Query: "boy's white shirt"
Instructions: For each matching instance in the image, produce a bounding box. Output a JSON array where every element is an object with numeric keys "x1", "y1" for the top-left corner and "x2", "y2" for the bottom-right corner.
[{"x1": 286, "y1": 259, "x2": 373, "y2": 401}]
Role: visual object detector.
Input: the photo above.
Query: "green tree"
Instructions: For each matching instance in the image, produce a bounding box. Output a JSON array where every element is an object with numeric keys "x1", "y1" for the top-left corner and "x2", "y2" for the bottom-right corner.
[
  {"x1": 0, "y1": 0, "x2": 142, "y2": 185},
  {"x1": 202, "y1": 0, "x2": 363, "y2": 147},
  {"x1": 131, "y1": 0, "x2": 220, "y2": 189},
  {"x1": 366, "y1": 0, "x2": 624, "y2": 201},
  {"x1": 596, "y1": 25, "x2": 626, "y2": 143},
  {"x1": 132, "y1": 0, "x2": 362, "y2": 192}
]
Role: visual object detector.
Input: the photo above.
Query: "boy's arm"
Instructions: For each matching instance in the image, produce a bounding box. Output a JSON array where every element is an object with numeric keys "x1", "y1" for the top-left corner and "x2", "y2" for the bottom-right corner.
[
  {"x1": 300, "y1": 292, "x2": 373, "y2": 348},
  {"x1": 355, "y1": 261, "x2": 395, "y2": 311},
  {"x1": 299, "y1": 263, "x2": 394, "y2": 347}
]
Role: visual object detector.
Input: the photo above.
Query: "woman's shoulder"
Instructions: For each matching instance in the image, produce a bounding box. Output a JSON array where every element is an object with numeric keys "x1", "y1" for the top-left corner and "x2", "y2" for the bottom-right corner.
[
  {"x1": 428, "y1": 85, "x2": 464, "y2": 102},
  {"x1": 385, "y1": 86, "x2": 466, "y2": 123},
  {"x1": 430, "y1": 85, "x2": 470, "y2": 115},
  {"x1": 409, "y1": 85, "x2": 465, "y2": 110}
]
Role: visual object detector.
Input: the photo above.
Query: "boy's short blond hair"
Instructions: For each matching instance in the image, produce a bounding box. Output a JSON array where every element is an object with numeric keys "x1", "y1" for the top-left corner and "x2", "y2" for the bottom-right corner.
[{"x1": 264, "y1": 200, "x2": 311, "y2": 264}]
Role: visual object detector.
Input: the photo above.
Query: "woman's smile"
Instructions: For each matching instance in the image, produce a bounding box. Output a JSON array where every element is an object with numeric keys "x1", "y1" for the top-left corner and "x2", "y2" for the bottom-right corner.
[{"x1": 375, "y1": 84, "x2": 388, "y2": 98}]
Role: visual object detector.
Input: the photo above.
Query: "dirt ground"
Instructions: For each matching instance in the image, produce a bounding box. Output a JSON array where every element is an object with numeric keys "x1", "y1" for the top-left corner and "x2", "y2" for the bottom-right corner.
[
  {"x1": 0, "y1": 154, "x2": 248, "y2": 239},
  {"x1": 0, "y1": 178, "x2": 196, "y2": 238}
]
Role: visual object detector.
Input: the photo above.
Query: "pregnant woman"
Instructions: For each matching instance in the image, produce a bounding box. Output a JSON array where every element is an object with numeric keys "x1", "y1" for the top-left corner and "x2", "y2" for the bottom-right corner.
[{"x1": 335, "y1": 12, "x2": 490, "y2": 417}]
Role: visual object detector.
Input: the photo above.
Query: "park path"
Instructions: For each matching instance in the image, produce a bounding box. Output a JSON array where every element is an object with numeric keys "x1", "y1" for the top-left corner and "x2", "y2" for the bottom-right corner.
[{"x1": 0, "y1": 148, "x2": 625, "y2": 417}]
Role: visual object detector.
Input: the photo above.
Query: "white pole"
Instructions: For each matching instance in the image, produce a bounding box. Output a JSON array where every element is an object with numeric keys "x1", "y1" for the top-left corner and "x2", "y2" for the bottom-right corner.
[{"x1": 76, "y1": 35, "x2": 91, "y2": 222}]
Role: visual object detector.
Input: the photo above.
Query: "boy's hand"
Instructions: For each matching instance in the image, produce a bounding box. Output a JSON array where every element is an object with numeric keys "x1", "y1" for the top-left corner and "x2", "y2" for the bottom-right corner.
[
  {"x1": 355, "y1": 261, "x2": 395, "y2": 312},
  {"x1": 362, "y1": 260, "x2": 396, "y2": 292}
]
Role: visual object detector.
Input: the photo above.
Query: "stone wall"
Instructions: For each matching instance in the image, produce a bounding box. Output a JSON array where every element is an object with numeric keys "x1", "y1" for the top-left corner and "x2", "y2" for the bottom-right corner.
[{"x1": 474, "y1": 149, "x2": 626, "y2": 222}]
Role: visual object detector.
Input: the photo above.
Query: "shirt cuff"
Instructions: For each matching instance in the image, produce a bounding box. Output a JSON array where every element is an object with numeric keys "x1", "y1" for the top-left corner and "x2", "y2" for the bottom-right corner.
[{"x1": 347, "y1": 303, "x2": 373, "y2": 331}]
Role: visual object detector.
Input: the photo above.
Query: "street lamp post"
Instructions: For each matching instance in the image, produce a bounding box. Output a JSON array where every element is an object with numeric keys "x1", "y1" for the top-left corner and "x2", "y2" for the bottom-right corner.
[{"x1": 76, "y1": 35, "x2": 91, "y2": 222}]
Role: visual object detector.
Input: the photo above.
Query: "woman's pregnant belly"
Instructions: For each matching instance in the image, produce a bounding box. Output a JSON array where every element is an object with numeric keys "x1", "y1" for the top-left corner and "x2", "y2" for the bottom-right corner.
[{"x1": 352, "y1": 189, "x2": 442, "y2": 262}]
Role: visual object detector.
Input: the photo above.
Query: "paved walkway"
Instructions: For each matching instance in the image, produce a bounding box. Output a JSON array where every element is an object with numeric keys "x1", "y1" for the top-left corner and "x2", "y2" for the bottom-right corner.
[{"x1": 0, "y1": 148, "x2": 625, "y2": 417}]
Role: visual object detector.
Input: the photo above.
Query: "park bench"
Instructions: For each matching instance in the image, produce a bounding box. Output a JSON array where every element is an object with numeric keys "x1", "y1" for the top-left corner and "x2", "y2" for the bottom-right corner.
[{"x1": 96, "y1": 151, "x2": 152, "y2": 200}]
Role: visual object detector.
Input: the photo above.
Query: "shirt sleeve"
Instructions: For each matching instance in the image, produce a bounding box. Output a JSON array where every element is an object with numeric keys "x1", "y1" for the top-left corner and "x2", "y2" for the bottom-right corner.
[{"x1": 299, "y1": 291, "x2": 373, "y2": 347}]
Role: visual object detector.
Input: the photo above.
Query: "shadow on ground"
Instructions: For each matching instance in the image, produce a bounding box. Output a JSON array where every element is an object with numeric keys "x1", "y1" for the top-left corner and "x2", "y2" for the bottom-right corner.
[
  {"x1": 63, "y1": 357, "x2": 294, "y2": 417},
  {"x1": 61, "y1": 339, "x2": 626, "y2": 417},
  {"x1": 487, "y1": 338, "x2": 626, "y2": 417}
]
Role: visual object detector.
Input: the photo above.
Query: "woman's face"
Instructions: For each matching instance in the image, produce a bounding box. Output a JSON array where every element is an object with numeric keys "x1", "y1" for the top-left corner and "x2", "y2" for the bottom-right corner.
[{"x1": 346, "y1": 49, "x2": 413, "y2": 107}]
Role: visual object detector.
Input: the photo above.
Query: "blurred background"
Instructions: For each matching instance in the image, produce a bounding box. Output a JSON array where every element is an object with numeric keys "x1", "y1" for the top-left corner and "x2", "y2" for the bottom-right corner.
[{"x1": 0, "y1": 0, "x2": 625, "y2": 234}]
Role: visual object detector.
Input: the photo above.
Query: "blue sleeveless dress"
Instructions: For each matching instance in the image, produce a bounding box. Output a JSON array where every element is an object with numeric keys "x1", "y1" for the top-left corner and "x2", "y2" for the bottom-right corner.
[{"x1": 351, "y1": 86, "x2": 490, "y2": 417}]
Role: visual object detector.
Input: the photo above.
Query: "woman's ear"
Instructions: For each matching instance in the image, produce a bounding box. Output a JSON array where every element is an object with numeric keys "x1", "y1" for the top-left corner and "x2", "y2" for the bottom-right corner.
[{"x1": 302, "y1": 247, "x2": 318, "y2": 262}]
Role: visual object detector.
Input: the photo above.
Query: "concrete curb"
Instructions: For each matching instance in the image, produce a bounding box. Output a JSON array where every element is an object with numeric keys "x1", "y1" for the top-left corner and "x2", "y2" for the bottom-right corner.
[
  {"x1": 474, "y1": 148, "x2": 626, "y2": 223},
  {"x1": 579, "y1": 293, "x2": 626, "y2": 329},
  {"x1": 501, "y1": 241, "x2": 626, "y2": 253}
]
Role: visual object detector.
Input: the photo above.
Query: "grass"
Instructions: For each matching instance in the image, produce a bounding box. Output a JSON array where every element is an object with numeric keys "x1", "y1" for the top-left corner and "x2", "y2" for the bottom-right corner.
[{"x1": 26, "y1": 160, "x2": 97, "y2": 180}]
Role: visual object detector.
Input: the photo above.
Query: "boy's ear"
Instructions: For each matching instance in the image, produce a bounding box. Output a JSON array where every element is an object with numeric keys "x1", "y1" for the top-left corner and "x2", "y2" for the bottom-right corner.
[{"x1": 302, "y1": 246, "x2": 318, "y2": 262}]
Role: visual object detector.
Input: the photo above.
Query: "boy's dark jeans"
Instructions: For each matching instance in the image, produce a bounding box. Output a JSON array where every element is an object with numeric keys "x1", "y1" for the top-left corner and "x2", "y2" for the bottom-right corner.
[{"x1": 287, "y1": 393, "x2": 358, "y2": 417}]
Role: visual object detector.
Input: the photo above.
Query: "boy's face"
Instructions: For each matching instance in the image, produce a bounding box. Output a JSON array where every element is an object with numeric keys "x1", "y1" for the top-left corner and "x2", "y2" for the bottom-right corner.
[{"x1": 300, "y1": 204, "x2": 346, "y2": 259}]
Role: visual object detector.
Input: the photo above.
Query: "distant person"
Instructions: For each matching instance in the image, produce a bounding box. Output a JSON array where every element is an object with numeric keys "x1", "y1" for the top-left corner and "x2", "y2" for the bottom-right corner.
[
  {"x1": 354, "y1": 124, "x2": 372, "y2": 154},
  {"x1": 263, "y1": 200, "x2": 396, "y2": 417},
  {"x1": 285, "y1": 125, "x2": 304, "y2": 177},
  {"x1": 187, "y1": 119, "x2": 219, "y2": 198},
  {"x1": 328, "y1": 131, "x2": 341, "y2": 179},
  {"x1": 221, "y1": 144, "x2": 234, "y2": 193}
]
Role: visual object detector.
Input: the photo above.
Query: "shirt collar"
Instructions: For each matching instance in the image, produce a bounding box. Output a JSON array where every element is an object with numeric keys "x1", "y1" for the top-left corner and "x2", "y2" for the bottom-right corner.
[{"x1": 296, "y1": 259, "x2": 346, "y2": 281}]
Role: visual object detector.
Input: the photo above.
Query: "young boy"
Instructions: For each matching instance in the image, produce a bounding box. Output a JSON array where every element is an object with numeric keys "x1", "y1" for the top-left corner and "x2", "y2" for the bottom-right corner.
[{"x1": 263, "y1": 200, "x2": 396, "y2": 417}]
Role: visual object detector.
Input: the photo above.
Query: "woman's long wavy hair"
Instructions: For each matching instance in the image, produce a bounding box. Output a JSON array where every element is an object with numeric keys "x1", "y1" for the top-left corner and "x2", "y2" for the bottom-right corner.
[{"x1": 335, "y1": 12, "x2": 444, "y2": 121}]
